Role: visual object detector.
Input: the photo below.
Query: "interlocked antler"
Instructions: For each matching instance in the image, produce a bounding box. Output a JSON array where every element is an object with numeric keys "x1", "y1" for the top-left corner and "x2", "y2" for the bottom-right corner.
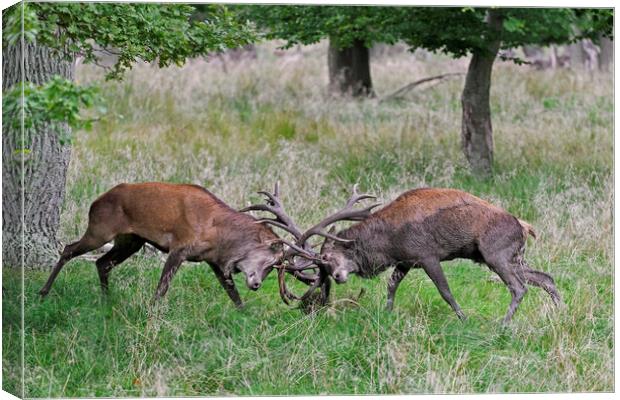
[
  {"x1": 240, "y1": 182, "x2": 319, "y2": 304},
  {"x1": 241, "y1": 183, "x2": 380, "y2": 306},
  {"x1": 287, "y1": 184, "x2": 381, "y2": 303},
  {"x1": 240, "y1": 182, "x2": 321, "y2": 262},
  {"x1": 296, "y1": 184, "x2": 381, "y2": 251}
]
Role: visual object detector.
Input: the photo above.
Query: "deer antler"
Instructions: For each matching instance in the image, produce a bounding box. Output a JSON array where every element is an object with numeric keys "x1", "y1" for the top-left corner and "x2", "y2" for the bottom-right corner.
[
  {"x1": 240, "y1": 182, "x2": 319, "y2": 304},
  {"x1": 296, "y1": 184, "x2": 381, "y2": 249},
  {"x1": 240, "y1": 182, "x2": 304, "y2": 239},
  {"x1": 282, "y1": 184, "x2": 380, "y2": 304},
  {"x1": 242, "y1": 183, "x2": 379, "y2": 306}
]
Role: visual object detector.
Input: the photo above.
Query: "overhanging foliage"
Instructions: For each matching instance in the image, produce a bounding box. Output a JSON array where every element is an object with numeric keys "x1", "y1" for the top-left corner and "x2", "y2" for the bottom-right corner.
[{"x1": 2, "y1": 3, "x2": 256, "y2": 132}]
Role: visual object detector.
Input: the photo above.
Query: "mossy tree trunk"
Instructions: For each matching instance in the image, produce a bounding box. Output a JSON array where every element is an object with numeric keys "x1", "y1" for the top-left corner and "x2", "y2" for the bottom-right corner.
[
  {"x1": 2, "y1": 40, "x2": 74, "y2": 269},
  {"x1": 328, "y1": 37, "x2": 374, "y2": 97},
  {"x1": 460, "y1": 10, "x2": 503, "y2": 177}
]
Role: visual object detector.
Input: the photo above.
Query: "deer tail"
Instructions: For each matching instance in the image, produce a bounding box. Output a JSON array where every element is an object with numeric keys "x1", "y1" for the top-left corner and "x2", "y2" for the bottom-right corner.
[{"x1": 517, "y1": 218, "x2": 537, "y2": 239}]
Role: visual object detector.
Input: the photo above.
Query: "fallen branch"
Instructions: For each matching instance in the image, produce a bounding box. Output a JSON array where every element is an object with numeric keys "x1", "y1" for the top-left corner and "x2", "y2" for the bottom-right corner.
[{"x1": 379, "y1": 72, "x2": 464, "y2": 103}]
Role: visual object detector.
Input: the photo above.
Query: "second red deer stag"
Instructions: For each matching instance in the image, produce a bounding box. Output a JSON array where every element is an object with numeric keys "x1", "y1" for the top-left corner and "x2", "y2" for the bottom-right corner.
[
  {"x1": 39, "y1": 182, "x2": 286, "y2": 306},
  {"x1": 289, "y1": 187, "x2": 562, "y2": 324}
]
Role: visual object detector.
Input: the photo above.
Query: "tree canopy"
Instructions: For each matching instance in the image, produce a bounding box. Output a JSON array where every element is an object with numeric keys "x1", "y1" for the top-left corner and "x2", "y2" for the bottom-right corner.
[
  {"x1": 242, "y1": 6, "x2": 612, "y2": 57},
  {"x1": 397, "y1": 7, "x2": 613, "y2": 59},
  {"x1": 237, "y1": 5, "x2": 402, "y2": 49},
  {"x1": 2, "y1": 3, "x2": 255, "y2": 131}
]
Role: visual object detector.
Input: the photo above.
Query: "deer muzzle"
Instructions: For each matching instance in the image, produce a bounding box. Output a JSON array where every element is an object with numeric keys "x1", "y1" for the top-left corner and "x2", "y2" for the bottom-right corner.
[
  {"x1": 332, "y1": 269, "x2": 349, "y2": 284},
  {"x1": 246, "y1": 274, "x2": 262, "y2": 291}
]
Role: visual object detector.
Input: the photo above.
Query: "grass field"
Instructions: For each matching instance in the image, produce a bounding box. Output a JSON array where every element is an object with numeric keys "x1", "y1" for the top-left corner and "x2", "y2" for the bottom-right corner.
[{"x1": 3, "y1": 42, "x2": 613, "y2": 396}]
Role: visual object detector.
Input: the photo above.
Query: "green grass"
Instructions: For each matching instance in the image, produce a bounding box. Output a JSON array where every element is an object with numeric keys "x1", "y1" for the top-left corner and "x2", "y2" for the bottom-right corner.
[{"x1": 3, "y1": 41, "x2": 613, "y2": 396}]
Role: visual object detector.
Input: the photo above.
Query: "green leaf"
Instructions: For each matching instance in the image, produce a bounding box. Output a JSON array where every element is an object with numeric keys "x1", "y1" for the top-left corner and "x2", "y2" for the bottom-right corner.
[
  {"x1": 10, "y1": 3, "x2": 256, "y2": 80},
  {"x1": 2, "y1": 77, "x2": 103, "y2": 134}
]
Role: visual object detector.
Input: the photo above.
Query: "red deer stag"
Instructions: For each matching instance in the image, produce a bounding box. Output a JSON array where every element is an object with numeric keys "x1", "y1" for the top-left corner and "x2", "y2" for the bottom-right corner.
[
  {"x1": 289, "y1": 186, "x2": 562, "y2": 324},
  {"x1": 39, "y1": 182, "x2": 287, "y2": 307}
]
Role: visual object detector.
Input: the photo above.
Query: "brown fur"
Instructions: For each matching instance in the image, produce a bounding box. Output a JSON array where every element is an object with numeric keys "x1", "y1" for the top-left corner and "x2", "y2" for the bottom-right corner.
[
  {"x1": 369, "y1": 187, "x2": 506, "y2": 226},
  {"x1": 39, "y1": 182, "x2": 283, "y2": 305},
  {"x1": 87, "y1": 183, "x2": 276, "y2": 256}
]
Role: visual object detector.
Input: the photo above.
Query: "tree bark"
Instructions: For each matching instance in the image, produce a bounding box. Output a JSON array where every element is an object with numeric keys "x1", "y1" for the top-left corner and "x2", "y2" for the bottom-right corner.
[
  {"x1": 549, "y1": 45, "x2": 558, "y2": 69},
  {"x1": 582, "y1": 39, "x2": 599, "y2": 70},
  {"x1": 328, "y1": 37, "x2": 374, "y2": 97},
  {"x1": 2, "y1": 40, "x2": 74, "y2": 268},
  {"x1": 598, "y1": 34, "x2": 613, "y2": 72},
  {"x1": 460, "y1": 10, "x2": 503, "y2": 177},
  {"x1": 568, "y1": 39, "x2": 587, "y2": 70}
]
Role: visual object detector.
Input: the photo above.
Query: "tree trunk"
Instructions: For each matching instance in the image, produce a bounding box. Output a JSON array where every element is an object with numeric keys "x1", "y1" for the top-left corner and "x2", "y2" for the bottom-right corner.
[
  {"x1": 460, "y1": 10, "x2": 503, "y2": 177},
  {"x1": 2, "y1": 41, "x2": 74, "y2": 268},
  {"x1": 568, "y1": 39, "x2": 587, "y2": 70},
  {"x1": 598, "y1": 34, "x2": 613, "y2": 72},
  {"x1": 549, "y1": 45, "x2": 558, "y2": 69},
  {"x1": 582, "y1": 39, "x2": 599, "y2": 70},
  {"x1": 328, "y1": 37, "x2": 374, "y2": 97}
]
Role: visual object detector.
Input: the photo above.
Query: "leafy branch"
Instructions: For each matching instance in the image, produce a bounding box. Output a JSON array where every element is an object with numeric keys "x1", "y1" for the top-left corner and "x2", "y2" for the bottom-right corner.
[
  {"x1": 1, "y1": 3, "x2": 256, "y2": 145},
  {"x1": 3, "y1": 77, "x2": 103, "y2": 143}
]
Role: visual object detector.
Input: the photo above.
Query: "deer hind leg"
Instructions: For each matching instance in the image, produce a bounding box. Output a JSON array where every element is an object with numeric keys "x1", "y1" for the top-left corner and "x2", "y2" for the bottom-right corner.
[
  {"x1": 420, "y1": 258, "x2": 466, "y2": 320},
  {"x1": 39, "y1": 230, "x2": 111, "y2": 297},
  {"x1": 483, "y1": 247, "x2": 529, "y2": 324},
  {"x1": 521, "y1": 261, "x2": 562, "y2": 307},
  {"x1": 480, "y1": 220, "x2": 540, "y2": 324},
  {"x1": 96, "y1": 234, "x2": 145, "y2": 293},
  {"x1": 386, "y1": 264, "x2": 410, "y2": 312}
]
